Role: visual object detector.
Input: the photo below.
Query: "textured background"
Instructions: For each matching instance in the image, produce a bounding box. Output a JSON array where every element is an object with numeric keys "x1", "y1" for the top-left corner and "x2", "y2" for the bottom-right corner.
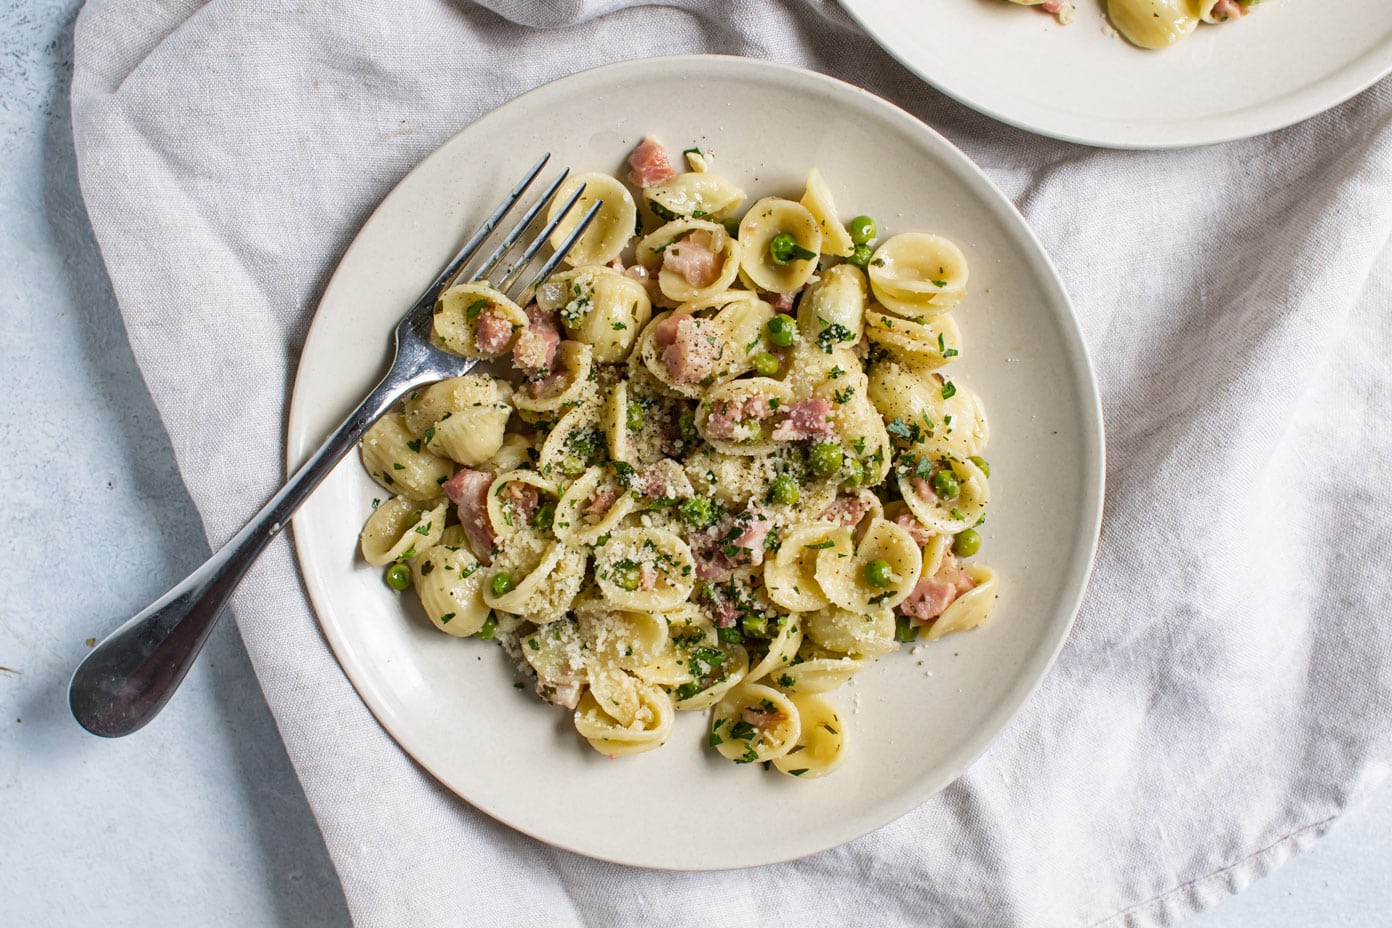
[{"x1": 1, "y1": 2, "x2": 1389, "y2": 925}]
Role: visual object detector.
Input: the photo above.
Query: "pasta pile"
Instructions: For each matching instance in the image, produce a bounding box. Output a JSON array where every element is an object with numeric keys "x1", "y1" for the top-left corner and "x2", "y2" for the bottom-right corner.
[
  {"x1": 1005, "y1": 0, "x2": 1265, "y2": 49},
  {"x1": 357, "y1": 140, "x2": 999, "y2": 777}
]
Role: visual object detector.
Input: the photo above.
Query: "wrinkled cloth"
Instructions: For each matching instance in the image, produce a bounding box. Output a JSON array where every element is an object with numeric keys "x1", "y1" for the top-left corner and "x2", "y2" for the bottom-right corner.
[{"x1": 70, "y1": 1, "x2": 1392, "y2": 926}]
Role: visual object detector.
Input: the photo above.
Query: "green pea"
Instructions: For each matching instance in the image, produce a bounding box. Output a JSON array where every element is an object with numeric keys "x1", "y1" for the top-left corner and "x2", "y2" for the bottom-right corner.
[
  {"x1": 626, "y1": 402, "x2": 645, "y2": 431},
  {"x1": 529, "y1": 501, "x2": 555, "y2": 531},
  {"x1": 766, "y1": 314, "x2": 796, "y2": 348},
  {"x1": 953, "y1": 528, "x2": 982, "y2": 558},
  {"x1": 752, "y1": 351, "x2": 781, "y2": 376},
  {"x1": 490, "y1": 572, "x2": 514, "y2": 597},
  {"x1": 842, "y1": 456, "x2": 865, "y2": 487},
  {"x1": 556, "y1": 454, "x2": 585, "y2": 478},
  {"x1": 894, "y1": 615, "x2": 918, "y2": 643},
  {"x1": 717, "y1": 626, "x2": 744, "y2": 644},
  {"x1": 969, "y1": 455, "x2": 991, "y2": 478},
  {"x1": 722, "y1": 216, "x2": 742, "y2": 237},
  {"x1": 864, "y1": 558, "x2": 893, "y2": 588},
  {"x1": 679, "y1": 496, "x2": 717, "y2": 530},
  {"x1": 848, "y1": 215, "x2": 876, "y2": 245},
  {"x1": 678, "y1": 410, "x2": 698, "y2": 443},
  {"x1": 769, "y1": 232, "x2": 817, "y2": 266},
  {"x1": 931, "y1": 468, "x2": 960, "y2": 501},
  {"x1": 846, "y1": 243, "x2": 873, "y2": 269},
  {"x1": 474, "y1": 612, "x2": 497, "y2": 640},
  {"x1": 742, "y1": 614, "x2": 769, "y2": 638},
  {"x1": 808, "y1": 440, "x2": 843, "y2": 478},
  {"x1": 384, "y1": 563, "x2": 411, "y2": 591},
  {"x1": 612, "y1": 562, "x2": 641, "y2": 592},
  {"x1": 770, "y1": 474, "x2": 800, "y2": 505}
]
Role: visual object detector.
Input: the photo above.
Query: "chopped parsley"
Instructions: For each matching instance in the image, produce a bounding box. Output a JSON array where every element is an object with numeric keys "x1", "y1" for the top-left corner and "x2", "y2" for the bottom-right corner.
[{"x1": 815, "y1": 321, "x2": 854, "y2": 353}]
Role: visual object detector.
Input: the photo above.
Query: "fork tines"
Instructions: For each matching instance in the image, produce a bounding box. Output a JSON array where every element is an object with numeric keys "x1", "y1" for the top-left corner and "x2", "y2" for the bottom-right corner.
[{"x1": 422, "y1": 154, "x2": 603, "y2": 310}]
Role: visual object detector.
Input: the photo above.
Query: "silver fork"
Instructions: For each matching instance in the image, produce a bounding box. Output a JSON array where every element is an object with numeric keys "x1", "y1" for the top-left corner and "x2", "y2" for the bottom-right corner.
[{"x1": 69, "y1": 154, "x2": 600, "y2": 737}]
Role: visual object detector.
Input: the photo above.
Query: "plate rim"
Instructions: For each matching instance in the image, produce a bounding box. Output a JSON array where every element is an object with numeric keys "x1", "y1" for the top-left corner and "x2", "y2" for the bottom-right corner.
[
  {"x1": 286, "y1": 53, "x2": 1107, "y2": 869},
  {"x1": 838, "y1": 0, "x2": 1392, "y2": 149}
]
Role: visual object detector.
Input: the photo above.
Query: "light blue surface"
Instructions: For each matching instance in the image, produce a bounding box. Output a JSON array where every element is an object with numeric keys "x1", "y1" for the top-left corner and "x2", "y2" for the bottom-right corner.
[{"x1": 0, "y1": 3, "x2": 1387, "y2": 926}]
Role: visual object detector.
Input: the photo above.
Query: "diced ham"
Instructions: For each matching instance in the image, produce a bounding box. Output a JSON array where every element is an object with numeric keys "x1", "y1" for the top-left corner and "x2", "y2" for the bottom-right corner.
[
  {"x1": 474, "y1": 308, "x2": 514, "y2": 356},
  {"x1": 742, "y1": 706, "x2": 788, "y2": 728},
  {"x1": 637, "y1": 460, "x2": 693, "y2": 500},
  {"x1": 911, "y1": 476, "x2": 935, "y2": 501},
  {"x1": 636, "y1": 470, "x2": 665, "y2": 499},
  {"x1": 1040, "y1": 0, "x2": 1074, "y2": 22},
  {"x1": 771, "y1": 397, "x2": 834, "y2": 442},
  {"x1": 1208, "y1": 0, "x2": 1246, "y2": 20},
  {"x1": 705, "y1": 394, "x2": 774, "y2": 442},
  {"x1": 653, "y1": 313, "x2": 684, "y2": 349},
  {"x1": 695, "y1": 551, "x2": 735, "y2": 582},
  {"x1": 893, "y1": 511, "x2": 935, "y2": 546},
  {"x1": 820, "y1": 490, "x2": 876, "y2": 528},
  {"x1": 512, "y1": 304, "x2": 560, "y2": 378},
  {"x1": 639, "y1": 563, "x2": 659, "y2": 593},
  {"x1": 661, "y1": 316, "x2": 721, "y2": 385},
  {"x1": 704, "y1": 584, "x2": 740, "y2": 626},
  {"x1": 503, "y1": 481, "x2": 540, "y2": 526},
  {"x1": 897, "y1": 553, "x2": 976, "y2": 622},
  {"x1": 627, "y1": 136, "x2": 677, "y2": 188},
  {"x1": 548, "y1": 681, "x2": 583, "y2": 710},
  {"x1": 527, "y1": 369, "x2": 566, "y2": 398},
  {"x1": 662, "y1": 231, "x2": 720, "y2": 289},
  {"x1": 769, "y1": 291, "x2": 798, "y2": 313},
  {"x1": 586, "y1": 484, "x2": 618, "y2": 518},
  {"x1": 691, "y1": 510, "x2": 770, "y2": 582},
  {"x1": 898, "y1": 576, "x2": 956, "y2": 622},
  {"x1": 441, "y1": 468, "x2": 495, "y2": 564},
  {"x1": 732, "y1": 517, "x2": 771, "y2": 556}
]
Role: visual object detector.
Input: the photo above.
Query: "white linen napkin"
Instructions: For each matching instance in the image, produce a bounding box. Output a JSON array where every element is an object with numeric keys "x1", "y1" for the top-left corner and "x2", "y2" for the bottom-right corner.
[{"x1": 70, "y1": 1, "x2": 1392, "y2": 925}]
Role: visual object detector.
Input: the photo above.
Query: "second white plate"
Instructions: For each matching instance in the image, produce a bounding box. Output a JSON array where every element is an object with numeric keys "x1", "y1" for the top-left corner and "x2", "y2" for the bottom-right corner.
[{"x1": 841, "y1": 0, "x2": 1392, "y2": 148}]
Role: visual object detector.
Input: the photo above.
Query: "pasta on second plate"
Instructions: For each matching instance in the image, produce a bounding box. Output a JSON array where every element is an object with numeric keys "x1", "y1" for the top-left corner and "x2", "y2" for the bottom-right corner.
[
  {"x1": 356, "y1": 138, "x2": 1001, "y2": 778},
  {"x1": 1004, "y1": 0, "x2": 1266, "y2": 49}
]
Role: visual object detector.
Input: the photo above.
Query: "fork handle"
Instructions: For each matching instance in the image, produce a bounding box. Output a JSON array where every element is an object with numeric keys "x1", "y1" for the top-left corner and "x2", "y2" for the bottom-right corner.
[{"x1": 69, "y1": 368, "x2": 425, "y2": 737}]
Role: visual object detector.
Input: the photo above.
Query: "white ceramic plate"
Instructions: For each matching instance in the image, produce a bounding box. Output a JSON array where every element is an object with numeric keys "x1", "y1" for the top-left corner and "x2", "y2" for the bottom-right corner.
[
  {"x1": 288, "y1": 55, "x2": 1104, "y2": 869},
  {"x1": 841, "y1": 0, "x2": 1392, "y2": 148}
]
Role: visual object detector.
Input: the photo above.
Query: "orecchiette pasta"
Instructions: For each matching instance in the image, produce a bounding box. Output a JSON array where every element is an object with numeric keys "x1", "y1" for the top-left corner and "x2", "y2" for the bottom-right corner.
[
  {"x1": 549, "y1": 172, "x2": 638, "y2": 267},
  {"x1": 770, "y1": 693, "x2": 845, "y2": 778},
  {"x1": 431, "y1": 282, "x2": 527, "y2": 358},
  {"x1": 863, "y1": 307, "x2": 962, "y2": 371},
  {"x1": 536, "y1": 266, "x2": 652, "y2": 363},
  {"x1": 358, "y1": 138, "x2": 1002, "y2": 776},
  {"x1": 360, "y1": 413, "x2": 454, "y2": 502},
  {"x1": 738, "y1": 197, "x2": 823, "y2": 294},
  {"x1": 637, "y1": 219, "x2": 742, "y2": 304},
  {"x1": 1004, "y1": 0, "x2": 1263, "y2": 49},
  {"x1": 411, "y1": 540, "x2": 490, "y2": 636},
  {"x1": 711, "y1": 683, "x2": 801, "y2": 763},
  {"x1": 644, "y1": 170, "x2": 746, "y2": 222},
  {"x1": 868, "y1": 233, "x2": 968, "y2": 315},
  {"x1": 800, "y1": 168, "x2": 855, "y2": 259},
  {"x1": 360, "y1": 496, "x2": 447, "y2": 566}
]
